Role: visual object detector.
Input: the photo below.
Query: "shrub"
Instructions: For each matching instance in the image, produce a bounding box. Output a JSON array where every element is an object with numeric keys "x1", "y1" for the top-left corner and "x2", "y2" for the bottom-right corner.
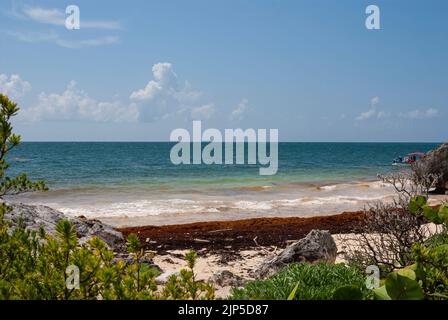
[
  {"x1": 230, "y1": 263, "x2": 369, "y2": 300},
  {"x1": 0, "y1": 209, "x2": 214, "y2": 300},
  {"x1": 342, "y1": 173, "x2": 441, "y2": 275},
  {"x1": 372, "y1": 196, "x2": 448, "y2": 300}
]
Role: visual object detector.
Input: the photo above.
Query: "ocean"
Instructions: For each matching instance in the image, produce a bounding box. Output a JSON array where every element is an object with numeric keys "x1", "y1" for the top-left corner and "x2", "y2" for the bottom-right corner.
[{"x1": 7, "y1": 142, "x2": 440, "y2": 226}]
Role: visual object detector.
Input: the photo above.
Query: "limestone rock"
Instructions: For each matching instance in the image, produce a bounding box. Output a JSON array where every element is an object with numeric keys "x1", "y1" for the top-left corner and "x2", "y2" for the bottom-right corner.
[
  {"x1": 5, "y1": 202, "x2": 124, "y2": 248},
  {"x1": 413, "y1": 142, "x2": 448, "y2": 194},
  {"x1": 255, "y1": 229, "x2": 337, "y2": 278}
]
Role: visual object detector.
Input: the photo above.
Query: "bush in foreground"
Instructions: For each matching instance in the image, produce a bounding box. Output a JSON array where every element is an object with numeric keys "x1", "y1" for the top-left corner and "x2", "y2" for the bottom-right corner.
[
  {"x1": 0, "y1": 207, "x2": 214, "y2": 300},
  {"x1": 230, "y1": 262, "x2": 370, "y2": 300}
]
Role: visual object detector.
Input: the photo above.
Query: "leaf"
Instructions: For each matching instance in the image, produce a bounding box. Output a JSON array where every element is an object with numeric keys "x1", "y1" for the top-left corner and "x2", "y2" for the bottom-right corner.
[
  {"x1": 126, "y1": 233, "x2": 141, "y2": 254},
  {"x1": 287, "y1": 282, "x2": 299, "y2": 300},
  {"x1": 433, "y1": 244, "x2": 448, "y2": 256},
  {"x1": 373, "y1": 285, "x2": 391, "y2": 300},
  {"x1": 397, "y1": 268, "x2": 417, "y2": 280},
  {"x1": 423, "y1": 206, "x2": 442, "y2": 224},
  {"x1": 385, "y1": 271, "x2": 424, "y2": 300},
  {"x1": 437, "y1": 203, "x2": 448, "y2": 224},
  {"x1": 333, "y1": 285, "x2": 363, "y2": 300},
  {"x1": 408, "y1": 195, "x2": 427, "y2": 214}
]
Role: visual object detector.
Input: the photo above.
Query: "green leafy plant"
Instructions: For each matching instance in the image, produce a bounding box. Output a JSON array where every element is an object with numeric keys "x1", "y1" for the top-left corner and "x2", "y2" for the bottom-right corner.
[
  {"x1": 332, "y1": 285, "x2": 363, "y2": 300},
  {"x1": 371, "y1": 195, "x2": 448, "y2": 300},
  {"x1": 230, "y1": 263, "x2": 370, "y2": 300},
  {"x1": 0, "y1": 94, "x2": 46, "y2": 197},
  {"x1": 373, "y1": 268, "x2": 424, "y2": 300},
  {"x1": 161, "y1": 250, "x2": 214, "y2": 300},
  {"x1": 0, "y1": 214, "x2": 214, "y2": 300}
]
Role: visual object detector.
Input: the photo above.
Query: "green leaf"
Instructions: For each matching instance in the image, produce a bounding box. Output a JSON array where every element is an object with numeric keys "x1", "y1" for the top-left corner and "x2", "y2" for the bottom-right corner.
[
  {"x1": 287, "y1": 282, "x2": 299, "y2": 300},
  {"x1": 333, "y1": 285, "x2": 363, "y2": 300},
  {"x1": 126, "y1": 233, "x2": 141, "y2": 254},
  {"x1": 423, "y1": 206, "x2": 442, "y2": 224},
  {"x1": 409, "y1": 195, "x2": 427, "y2": 214},
  {"x1": 433, "y1": 244, "x2": 448, "y2": 255},
  {"x1": 397, "y1": 268, "x2": 417, "y2": 280},
  {"x1": 385, "y1": 270, "x2": 424, "y2": 300},
  {"x1": 437, "y1": 203, "x2": 448, "y2": 224},
  {"x1": 373, "y1": 285, "x2": 391, "y2": 300}
]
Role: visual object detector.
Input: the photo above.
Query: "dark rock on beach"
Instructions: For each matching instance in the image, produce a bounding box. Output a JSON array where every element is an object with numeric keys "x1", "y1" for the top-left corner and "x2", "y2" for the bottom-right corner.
[
  {"x1": 413, "y1": 142, "x2": 448, "y2": 194},
  {"x1": 254, "y1": 229, "x2": 337, "y2": 278},
  {"x1": 5, "y1": 203, "x2": 124, "y2": 248}
]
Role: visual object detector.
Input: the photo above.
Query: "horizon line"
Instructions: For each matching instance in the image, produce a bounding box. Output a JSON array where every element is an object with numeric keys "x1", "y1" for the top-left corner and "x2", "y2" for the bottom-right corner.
[{"x1": 20, "y1": 140, "x2": 444, "y2": 144}]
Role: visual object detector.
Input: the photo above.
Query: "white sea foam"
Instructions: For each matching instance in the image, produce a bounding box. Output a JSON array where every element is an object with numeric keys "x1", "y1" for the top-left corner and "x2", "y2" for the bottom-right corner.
[{"x1": 14, "y1": 179, "x2": 396, "y2": 222}]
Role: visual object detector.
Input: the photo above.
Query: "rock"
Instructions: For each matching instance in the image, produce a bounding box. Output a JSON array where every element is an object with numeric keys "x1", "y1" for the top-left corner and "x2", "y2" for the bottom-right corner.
[
  {"x1": 4, "y1": 203, "x2": 124, "y2": 249},
  {"x1": 413, "y1": 142, "x2": 448, "y2": 194},
  {"x1": 211, "y1": 270, "x2": 246, "y2": 287},
  {"x1": 156, "y1": 271, "x2": 179, "y2": 285},
  {"x1": 255, "y1": 229, "x2": 337, "y2": 278}
]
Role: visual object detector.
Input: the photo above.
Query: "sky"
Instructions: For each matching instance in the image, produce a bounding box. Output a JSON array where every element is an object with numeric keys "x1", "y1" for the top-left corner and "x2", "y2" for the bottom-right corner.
[{"x1": 0, "y1": 0, "x2": 447, "y2": 142}]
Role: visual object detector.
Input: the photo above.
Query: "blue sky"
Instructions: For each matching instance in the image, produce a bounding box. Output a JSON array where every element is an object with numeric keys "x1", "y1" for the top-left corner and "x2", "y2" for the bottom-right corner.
[{"x1": 0, "y1": 0, "x2": 447, "y2": 142}]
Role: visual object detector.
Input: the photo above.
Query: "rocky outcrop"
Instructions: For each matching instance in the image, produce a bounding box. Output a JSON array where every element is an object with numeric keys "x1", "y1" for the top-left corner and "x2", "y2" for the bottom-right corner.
[
  {"x1": 5, "y1": 203, "x2": 124, "y2": 248},
  {"x1": 254, "y1": 229, "x2": 337, "y2": 278},
  {"x1": 413, "y1": 143, "x2": 448, "y2": 194}
]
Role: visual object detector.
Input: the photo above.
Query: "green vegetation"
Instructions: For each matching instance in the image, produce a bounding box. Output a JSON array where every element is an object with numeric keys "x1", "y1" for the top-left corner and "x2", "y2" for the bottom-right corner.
[
  {"x1": 230, "y1": 263, "x2": 370, "y2": 300},
  {"x1": 371, "y1": 196, "x2": 448, "y2": 300},
  {"x1": 0, "y1": 212, "x2": 214, "y2": 299},
  {"x1": 0, "y1": 94, "x2": 46, "y2": 197},
  {"x1": 233, "y1": 194, "x2": 448, "y2": 301}
]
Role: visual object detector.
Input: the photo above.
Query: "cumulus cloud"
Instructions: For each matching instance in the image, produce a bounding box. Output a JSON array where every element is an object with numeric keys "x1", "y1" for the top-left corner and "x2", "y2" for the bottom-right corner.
[
  {"x1": 0, "y1": 73, "x2": 31, "y2": 99},
  {"x1": 20, "y1": 81, "x2": 137, "y2": 122},
  {"x1": 130, "y1": 62, "x2": 209, "y2": 122},
  {"x1": 230, "y1": 98, "x2": 250, "y2": 121},
  {"x1": 400, "y1": 108, "x2": 439, "y2": 119},
  {"x1": 13, "y1": 62, "x2": 217, "y2": 123},
  {"x1": 356, "y1": 96, "x2": 387, "y2": 121}
]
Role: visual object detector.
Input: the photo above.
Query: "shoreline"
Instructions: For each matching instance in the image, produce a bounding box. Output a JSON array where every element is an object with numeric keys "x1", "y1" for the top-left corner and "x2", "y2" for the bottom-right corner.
[{"x1": 118, "y1": 210, "x2": 365, "y2": 253}]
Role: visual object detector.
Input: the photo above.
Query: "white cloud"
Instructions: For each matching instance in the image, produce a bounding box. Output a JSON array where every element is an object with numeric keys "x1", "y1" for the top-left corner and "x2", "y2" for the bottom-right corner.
[
  {"x1": 230, "y1": 98, "x2": 250, "y2": 121},
  {"x1": 0, "y1": 73, "x2": 31, "y2": 99},
  {"x1": 22, "y1": 6, "x2": 122, "y2": 30},
  {"x1": 20, "y1": 81, "x2": 137, "y2": 122},
  {"x1": 356, "y1": 108, "x2": 377, "y2": 121},
  {"x1": 356, "y1": 96, "x2": 387, "y2": 121},
  {"x1": 5, "y1": 31, "x2": 119, "y2": 49},
  {"x1": 130, "y1": 62, "x2": 209, "y2": 122},
  {"x1": 190, "y1": 104, "x2": 215, "y2": 120},
  {"x1": 400, "y1": 108, "x2": 439, "y2": 119},
  {"x1": 13, "y1": 62, "x2": 215, "y2": 123}
]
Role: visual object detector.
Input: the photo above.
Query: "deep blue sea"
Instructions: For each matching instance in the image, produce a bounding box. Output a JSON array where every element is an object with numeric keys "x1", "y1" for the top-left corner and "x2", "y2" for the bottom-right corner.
[{"x1": 7, "y1": 142, "x2": 440, "y2": 226}]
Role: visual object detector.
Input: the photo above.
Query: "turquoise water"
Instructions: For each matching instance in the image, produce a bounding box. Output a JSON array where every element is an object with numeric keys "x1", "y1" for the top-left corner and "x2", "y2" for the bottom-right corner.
[
  {"x1": 9, "y1": 142, "x2": 439, "y2": 189},
  {"x1": 7, "y1": 142, "x2": 440, "y2": 225}
]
